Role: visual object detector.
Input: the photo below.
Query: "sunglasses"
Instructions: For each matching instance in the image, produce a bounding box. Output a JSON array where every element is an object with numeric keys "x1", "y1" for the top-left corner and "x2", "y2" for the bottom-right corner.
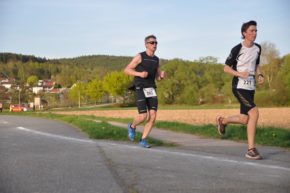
[{"x1": 147, "y1": 41, "x2": 158, "y2": 45}]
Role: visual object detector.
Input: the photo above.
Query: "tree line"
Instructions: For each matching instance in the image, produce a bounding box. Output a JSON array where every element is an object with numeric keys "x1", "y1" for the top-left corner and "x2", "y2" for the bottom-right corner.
[{"x1": 0, "y1": 41, "x2": 289, "y2": 107}]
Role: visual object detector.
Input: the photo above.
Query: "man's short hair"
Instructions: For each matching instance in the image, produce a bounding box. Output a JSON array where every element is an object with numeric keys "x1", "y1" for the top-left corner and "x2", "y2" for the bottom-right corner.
[
  {"x1": 241, "y1": 20, "x2": 257, "y2": 39},
  {"x1": 145, "y1": 35, "x2": 157, "y2": 42}
]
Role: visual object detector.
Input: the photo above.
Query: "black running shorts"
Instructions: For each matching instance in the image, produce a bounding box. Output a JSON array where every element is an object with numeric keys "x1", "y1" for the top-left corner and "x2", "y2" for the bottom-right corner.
[
  {"x1": 232, "y1": 88, "x2": 256, "y2": 115},
  {"x1": 135, "y1": 87, "x2": 158, "y2": 114}
]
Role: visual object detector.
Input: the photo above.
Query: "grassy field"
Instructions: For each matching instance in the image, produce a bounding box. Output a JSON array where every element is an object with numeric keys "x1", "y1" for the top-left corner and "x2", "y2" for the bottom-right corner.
[
  {"x1": 56, "y1": 107, "x2": 290, "y2": 129},
  {"x1": 50, "y1": 103, "x2": 240, "y2": 111}
]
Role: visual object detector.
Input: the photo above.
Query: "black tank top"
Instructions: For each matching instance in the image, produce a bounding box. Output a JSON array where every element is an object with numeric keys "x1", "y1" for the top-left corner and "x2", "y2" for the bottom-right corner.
[{"x1": 134, "y1": 51, "x2": 159, "y2": 88}]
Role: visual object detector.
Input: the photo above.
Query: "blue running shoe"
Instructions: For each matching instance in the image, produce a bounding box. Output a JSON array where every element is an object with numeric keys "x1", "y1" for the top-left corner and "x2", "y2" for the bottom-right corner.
[
  {"x1": 139, "y1": 139, "x2": 151, "y2": 148},
  {"x1": 128, "y1": 123, "x2": 135, "y2": 141}
]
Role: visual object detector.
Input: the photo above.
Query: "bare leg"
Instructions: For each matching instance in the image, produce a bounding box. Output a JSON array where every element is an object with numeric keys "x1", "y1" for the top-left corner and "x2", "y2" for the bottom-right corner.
[
  {"x1": 247, "y1": 107, "x2": 259, "y2": 149},
  {"x1": 142, "y1": 110, "x2": 157, "y2": 139},
  {"x1": 221, "y1": 107, "x2": 258, "y2": 149},
  {"x1": 223, "y1": 114, "x2": 249, "y2": 125},
  {"x1": 131, "y1": 113, "x2": 147, "y2": 129}
]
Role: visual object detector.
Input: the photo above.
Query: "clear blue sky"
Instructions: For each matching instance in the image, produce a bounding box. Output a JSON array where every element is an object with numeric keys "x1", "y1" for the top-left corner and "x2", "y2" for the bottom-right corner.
[{"x1": 1, "y1": 0, "x2": 289, "y2": 63}]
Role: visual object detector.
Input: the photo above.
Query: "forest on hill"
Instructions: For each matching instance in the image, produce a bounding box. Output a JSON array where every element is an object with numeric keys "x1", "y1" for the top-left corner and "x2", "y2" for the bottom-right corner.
[
  {"x1": 0, "y1": 41, "x2": 289, "y2": 107},
  {"x1": 0, "y1": 53, "x2": 134, "y2": 87}
]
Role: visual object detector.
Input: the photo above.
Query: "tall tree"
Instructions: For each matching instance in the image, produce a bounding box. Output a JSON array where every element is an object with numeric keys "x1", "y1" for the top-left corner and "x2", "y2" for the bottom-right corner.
[
  {"x1": 103, "y1": 71, "x2": 132, "y2": 101},
  {"x1": 260, "y1": 42, "x2": 280, "y2": 65},
  {"x1": 69, "y1": 82, "x2": 87, "y2": 107},
  {"x1": 260, "y1": 42, "x2": 281, "y2": 89},
  {"x1": 87, "y1": 77, "x2": 104, "y2": 104},
  {"x1": 27, "y1": 75, "x2": 39, "y2": 87}
]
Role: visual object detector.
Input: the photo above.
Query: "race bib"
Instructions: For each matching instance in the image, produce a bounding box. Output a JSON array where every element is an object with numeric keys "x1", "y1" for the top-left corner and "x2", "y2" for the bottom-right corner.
[
  {"x1": 143, "y1": 87, "x2": 157, "y2": 98},
  {"x1": 237, "y1": 76, "x2": 256, "y2": 90}
]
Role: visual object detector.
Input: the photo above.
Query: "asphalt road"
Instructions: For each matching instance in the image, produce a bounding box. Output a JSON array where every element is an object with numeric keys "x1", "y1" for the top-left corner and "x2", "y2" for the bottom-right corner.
[{"x1": 0, "y1": 115, "x2": 289, "y2": 193}]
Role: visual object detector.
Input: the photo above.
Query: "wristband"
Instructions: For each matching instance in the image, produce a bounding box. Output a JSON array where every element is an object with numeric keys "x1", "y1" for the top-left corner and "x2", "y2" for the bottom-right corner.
[{"x1": 258, "y1": 74, "x2": 264, "y2": 78}]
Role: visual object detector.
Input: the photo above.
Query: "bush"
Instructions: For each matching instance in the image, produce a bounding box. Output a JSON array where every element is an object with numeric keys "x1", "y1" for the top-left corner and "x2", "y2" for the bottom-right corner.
[{"x1": 255, "y1": 89, "x2": 290, "y2": 107}]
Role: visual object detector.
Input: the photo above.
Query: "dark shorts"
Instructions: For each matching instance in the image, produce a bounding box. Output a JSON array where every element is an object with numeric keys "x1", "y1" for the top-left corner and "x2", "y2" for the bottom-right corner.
[
  {"x1": 232, "y1": 88, "x2": 256, "y2": 115},
  {"x1": 135, "y1": 87, "x2": 158, "y2": 114}
]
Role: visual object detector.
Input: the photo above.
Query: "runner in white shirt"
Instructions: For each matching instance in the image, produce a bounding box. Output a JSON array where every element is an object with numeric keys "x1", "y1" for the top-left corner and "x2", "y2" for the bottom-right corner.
[{"x1": 216, "y1": 20, "x2": 265, "y2": 160}]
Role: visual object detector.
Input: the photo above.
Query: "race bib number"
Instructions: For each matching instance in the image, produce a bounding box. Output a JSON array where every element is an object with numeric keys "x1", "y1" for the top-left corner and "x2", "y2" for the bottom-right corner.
[
  {"x1": 143, "y1": 87, "x2": 157, "y2": 98},
  {"x1": 237, "y1": 76, "x2": 256, "y2": 90}
]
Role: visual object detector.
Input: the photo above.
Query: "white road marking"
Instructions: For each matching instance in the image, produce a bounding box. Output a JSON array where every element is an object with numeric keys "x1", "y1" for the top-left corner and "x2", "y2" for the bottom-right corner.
[
  {"x1": 0, "y1": 120, "x2": 9, "y2": 124},
  {"x1": 16, "y1": 126, "x2": 290, "y2": 172},
  {"x1": 17, "y1": 126, "x2": 96, "y2": 144}
]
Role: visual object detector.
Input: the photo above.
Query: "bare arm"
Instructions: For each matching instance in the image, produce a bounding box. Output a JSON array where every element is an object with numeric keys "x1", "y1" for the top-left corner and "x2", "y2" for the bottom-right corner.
[
  {"x1": 256, "y1": 65, "x2": 263, "y2": 76},
  {"x1": 224, "y1": 65, "x2": 249, "y2": 79},
  {"x1": 156, "y1": 67, "x2": 165, "y2": 81},
  {"x1": 256, "y1": 65, "x2": 264, "y2": 85},
  {"x1": 124, "y1": 54, "x2": 148, "y2": 78}
]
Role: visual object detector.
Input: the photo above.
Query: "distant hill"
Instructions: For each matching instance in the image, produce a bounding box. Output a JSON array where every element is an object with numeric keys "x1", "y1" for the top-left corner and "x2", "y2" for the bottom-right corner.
[
  {"x1": 0, "y1": 52, "x2": 168, "y2": 87},
  {"x1": 0, "y1": 52, "x2": 47, "y2": 63},
  {"x1": 0, "y1": 52, "x2": 168, "y2": 71},
  {"x1": 0, "y1": 53, "x2": 132, "y2": 69},
  {"x1": 55, "y1": 55, "x2": 133, "y2": 71}
]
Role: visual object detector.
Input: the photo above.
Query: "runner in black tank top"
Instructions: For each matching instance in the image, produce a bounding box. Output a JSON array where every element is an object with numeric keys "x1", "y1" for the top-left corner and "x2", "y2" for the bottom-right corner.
[
  {"x1": 134, "y1": 51, "x2": 159, "y2": 89},
  {"x1": 124, "y1": 35, "x2": 165, "y2": 148}
]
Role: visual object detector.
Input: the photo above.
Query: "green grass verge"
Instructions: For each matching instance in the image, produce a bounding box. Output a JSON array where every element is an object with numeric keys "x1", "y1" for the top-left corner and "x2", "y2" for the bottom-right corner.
[
  {"x1": 154, "y1": 121, "x2": 290, "y2": 148},
  {"x1": 82, "y1": 116, "x2": 290, "y2": 148},
  {"x1": 2, "y1": 112, "x2": 169, "y2": 147}
]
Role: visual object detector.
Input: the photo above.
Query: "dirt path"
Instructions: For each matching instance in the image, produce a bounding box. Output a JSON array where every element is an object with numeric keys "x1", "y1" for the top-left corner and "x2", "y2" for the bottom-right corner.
[{"x1": 57, "y1": 107, "x2": 290, "y2": 129}]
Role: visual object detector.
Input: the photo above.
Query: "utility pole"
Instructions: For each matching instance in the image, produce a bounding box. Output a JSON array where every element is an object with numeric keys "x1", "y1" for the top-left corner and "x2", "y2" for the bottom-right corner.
[
  {"x1": 18, "y1": 87, "x2": 21, "y2": 106},
  {"x1": 78, "y1": 89, "x2": 81, "y2": 108}
]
